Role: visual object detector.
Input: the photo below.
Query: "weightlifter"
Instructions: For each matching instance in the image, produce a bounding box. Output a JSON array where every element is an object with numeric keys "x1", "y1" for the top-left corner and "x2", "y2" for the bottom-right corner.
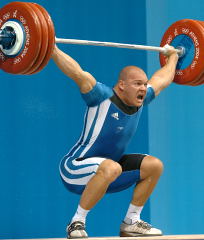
[{"x1": 52, "y1": 45, "x2": 178, "y2": 238}]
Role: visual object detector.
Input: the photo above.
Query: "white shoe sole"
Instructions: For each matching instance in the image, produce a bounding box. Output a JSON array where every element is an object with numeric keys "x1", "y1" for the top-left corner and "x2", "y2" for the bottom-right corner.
[{"x1": 120, "y1": 231, "x2": 163, "y2": 237}]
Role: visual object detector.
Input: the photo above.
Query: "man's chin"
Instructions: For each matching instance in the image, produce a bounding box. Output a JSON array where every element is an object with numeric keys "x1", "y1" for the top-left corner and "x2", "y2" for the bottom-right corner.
[
  {"x1": 124, "y1": 99, "x2": 143, "y2": 107},
  {"x1": 135, "y1": 100, "x2": 143, "y2": 107}
]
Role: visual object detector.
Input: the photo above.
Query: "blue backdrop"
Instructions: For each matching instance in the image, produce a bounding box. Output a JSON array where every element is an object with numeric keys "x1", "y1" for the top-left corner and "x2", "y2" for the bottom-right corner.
[
  {"x1": 2, "y1": 0, "x2": 203, "y2": 238},
  {"x1": 147, "y1": 0, "x2": 204, "y2": 235},
  {"x1": 0, "y1": 0, "x2": 149, "y2": 238}
]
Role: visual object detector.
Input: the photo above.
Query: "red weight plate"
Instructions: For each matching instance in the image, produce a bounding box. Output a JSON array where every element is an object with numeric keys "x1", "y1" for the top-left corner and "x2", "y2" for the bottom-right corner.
[
  {"x1": 196, "y1": 21, "x2": 204, "y2": 85},
  {"x1": 195, "y1": 70, "x2": 204, "y2": 87},
  {"x1": 160, "y1": 19, "x2": 196, "y2": 86},
  {"x1": 186, "y1": 20, "x2": 204, "y2": 86},
  {"x1": 24, "y1": 2, "x2": 48, "y2": 75},
  {"x1": 0, "y1": 2, "x2": 42, "y2": 74},
  {"x1": 29, "y1": 3, "x2": 55, "y2": 74},
  {"x1": 195, "y1": 72, "x2": 204, "y2": 86},
  {"x1": 160, "y1": 19, "x2": 204, "y2": 85},
  {"x1": 189, "y1": 21, "x2": 204, "y2": 86}
]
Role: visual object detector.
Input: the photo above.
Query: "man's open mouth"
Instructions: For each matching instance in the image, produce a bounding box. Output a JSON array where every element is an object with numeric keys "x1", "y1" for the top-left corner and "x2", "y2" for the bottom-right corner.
[{"x1": 137, "y1": 94, "x2": 144, "y2": 100}]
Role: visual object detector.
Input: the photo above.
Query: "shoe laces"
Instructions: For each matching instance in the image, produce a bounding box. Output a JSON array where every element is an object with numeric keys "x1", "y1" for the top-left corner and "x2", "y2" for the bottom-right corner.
[
  {"x1": 135, "y1": 220, "x2": 152, "y2": 230},
  {"x1": 67, "y1": 221, "x2": 85, "y2": 233}
]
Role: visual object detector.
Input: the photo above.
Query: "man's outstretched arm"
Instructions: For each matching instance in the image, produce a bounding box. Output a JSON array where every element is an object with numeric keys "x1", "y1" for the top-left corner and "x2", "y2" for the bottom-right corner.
[
  {"x1": 52, "y1": 45, "x2": 96, "y2": 93},
  {"x1": 148, "y1": 48, "x2": 179, "y2": 96}
]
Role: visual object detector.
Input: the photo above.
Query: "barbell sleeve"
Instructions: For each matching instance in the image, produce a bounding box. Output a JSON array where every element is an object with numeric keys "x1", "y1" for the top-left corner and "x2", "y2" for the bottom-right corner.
[{"x1": 0, "y1": 26, "x2": 16, "y2": 50}]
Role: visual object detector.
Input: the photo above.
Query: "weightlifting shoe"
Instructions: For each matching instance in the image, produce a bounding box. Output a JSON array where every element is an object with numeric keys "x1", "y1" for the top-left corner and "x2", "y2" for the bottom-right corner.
[
  {"x1": 120, "y1": 219, "x2": 162, "y2": 237},
  {"x1": 66, "y1": 221, "x2": 88, "y2": 238}
]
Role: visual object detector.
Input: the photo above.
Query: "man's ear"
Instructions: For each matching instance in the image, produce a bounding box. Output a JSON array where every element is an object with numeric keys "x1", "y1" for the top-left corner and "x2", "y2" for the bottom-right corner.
[{"x1": 118, "y1": 79, "x2": 125, "y2": 91}]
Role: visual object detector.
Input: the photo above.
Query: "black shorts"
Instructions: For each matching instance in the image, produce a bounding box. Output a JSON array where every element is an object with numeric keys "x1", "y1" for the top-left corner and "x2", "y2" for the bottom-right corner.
[{"x1": 118, "y1": 153, "x2": 146, "y2": 171}]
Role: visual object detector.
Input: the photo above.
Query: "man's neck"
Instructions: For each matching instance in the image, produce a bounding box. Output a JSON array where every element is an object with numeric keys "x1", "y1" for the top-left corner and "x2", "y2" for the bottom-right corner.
[
  {"x1": 111, "y1": 88, "x2": 139, "y2": 115},
  {"x1": 113, "y1": 86, "x2": 131, "y2": 106}
]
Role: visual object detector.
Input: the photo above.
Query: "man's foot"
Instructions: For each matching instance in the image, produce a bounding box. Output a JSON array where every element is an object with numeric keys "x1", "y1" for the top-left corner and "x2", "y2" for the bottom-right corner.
[
  {"x1": 66, "y1": 221, "x2": 88, "y2": 238},
  {"x1": 120, "y1": 220, "x2": 162, "y2": 237}
]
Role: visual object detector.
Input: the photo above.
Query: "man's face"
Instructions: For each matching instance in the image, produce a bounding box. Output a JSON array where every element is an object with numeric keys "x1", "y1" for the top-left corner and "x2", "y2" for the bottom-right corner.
[{"x1": 120, "y1": 73, "x2": 148, "y2": 107}]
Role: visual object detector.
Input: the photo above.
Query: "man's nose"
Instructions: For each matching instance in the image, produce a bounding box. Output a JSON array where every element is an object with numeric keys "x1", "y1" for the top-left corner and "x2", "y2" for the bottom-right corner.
[{"x1": 140, "y1": 84, "x2": 147, "y2": 91}]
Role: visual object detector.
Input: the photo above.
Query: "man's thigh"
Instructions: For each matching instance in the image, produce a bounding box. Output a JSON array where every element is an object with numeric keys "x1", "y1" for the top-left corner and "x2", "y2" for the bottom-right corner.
[
  {"x1": 107, "y1": 154, "x2": 148, "y2": 193},
  {"x1": 60, "y1": 156, "x2": 106, "y2": 194}
]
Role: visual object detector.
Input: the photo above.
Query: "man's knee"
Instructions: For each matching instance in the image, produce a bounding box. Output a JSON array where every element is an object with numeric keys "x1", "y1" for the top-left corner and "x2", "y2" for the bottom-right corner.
[
  {"x1": 140, "y1": 156, "x2": 164, "y2": 179},
  {"x1": 96, "y1": 159, "x2": 122, "y2": 183}
]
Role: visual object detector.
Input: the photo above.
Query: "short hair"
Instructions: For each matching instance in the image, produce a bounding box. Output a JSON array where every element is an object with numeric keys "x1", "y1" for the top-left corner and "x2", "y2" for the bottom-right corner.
[{"x1": 118, "y1": 66, "x2": 147, "y2": 81}]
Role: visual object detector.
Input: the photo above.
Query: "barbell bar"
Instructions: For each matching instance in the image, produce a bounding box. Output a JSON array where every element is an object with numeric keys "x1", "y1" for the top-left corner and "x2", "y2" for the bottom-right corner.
[
  {"x1": 0, "y1": 26, "x2": 183, "y2": 56},
  {"x1": 0, "y1": 1, "x2": 203, "y2": 86},
  {"x1": 55, "y1": 37, "x2": 183, "y2": 56}
]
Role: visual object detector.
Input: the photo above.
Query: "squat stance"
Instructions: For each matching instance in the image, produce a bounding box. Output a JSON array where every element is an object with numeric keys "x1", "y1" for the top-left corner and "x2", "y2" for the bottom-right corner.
[{"x1": 52, "y1": 46, "x2": 178, "y2": 238}]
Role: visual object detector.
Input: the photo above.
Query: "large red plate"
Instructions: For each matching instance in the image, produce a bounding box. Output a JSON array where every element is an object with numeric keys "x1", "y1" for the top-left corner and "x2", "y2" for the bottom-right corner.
[
  {"x1": 0, "y1": 2, "x2": 42, "y2": 74},
  {"x1": 160, "y1": 19, "x2": 204, "y2": 85}
]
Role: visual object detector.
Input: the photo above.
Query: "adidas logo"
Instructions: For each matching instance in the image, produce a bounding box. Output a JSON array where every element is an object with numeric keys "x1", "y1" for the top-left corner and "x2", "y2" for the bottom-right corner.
[{"x1": 111, "y1": 112, "x2": 119, "y2": 120}]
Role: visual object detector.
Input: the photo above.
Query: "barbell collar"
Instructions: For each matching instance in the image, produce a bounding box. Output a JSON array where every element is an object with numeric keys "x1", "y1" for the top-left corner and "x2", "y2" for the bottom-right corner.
[{"x1": 0, "y1": 26, "x2": 16, "y2": 50}]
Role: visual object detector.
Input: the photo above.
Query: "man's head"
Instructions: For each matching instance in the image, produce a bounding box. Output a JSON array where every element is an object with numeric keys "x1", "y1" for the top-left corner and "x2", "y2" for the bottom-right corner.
[{"x1": 114, "y1": 66, "x2": 148, "y2": 107}]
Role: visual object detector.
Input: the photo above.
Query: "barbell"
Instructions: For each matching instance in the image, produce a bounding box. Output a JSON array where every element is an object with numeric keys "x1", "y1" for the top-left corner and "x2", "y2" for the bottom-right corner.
[{"x1": 0, "y1": 2, "x2": 204, "y2": 86}]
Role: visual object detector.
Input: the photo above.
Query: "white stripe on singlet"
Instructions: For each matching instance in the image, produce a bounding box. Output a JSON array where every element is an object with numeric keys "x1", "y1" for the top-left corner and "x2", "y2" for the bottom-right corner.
[
  {"x1": 63, "y1": 105, "x2": 98, "y2": 160},
  {"x1": 60, "y1": 157, "x2": 106, "y2": 185},
  {"x1": 78, "y1": 99, "x2": 111, "y2": 157},
  {"x1": 61, "y1": 100, "x2": 111, "y2": 185}
]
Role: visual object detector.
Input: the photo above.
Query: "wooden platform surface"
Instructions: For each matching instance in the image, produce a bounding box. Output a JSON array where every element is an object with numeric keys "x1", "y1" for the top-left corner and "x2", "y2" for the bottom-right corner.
[{"x1": 9, "y1": 234, "x2": 204, "y2": 240}]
